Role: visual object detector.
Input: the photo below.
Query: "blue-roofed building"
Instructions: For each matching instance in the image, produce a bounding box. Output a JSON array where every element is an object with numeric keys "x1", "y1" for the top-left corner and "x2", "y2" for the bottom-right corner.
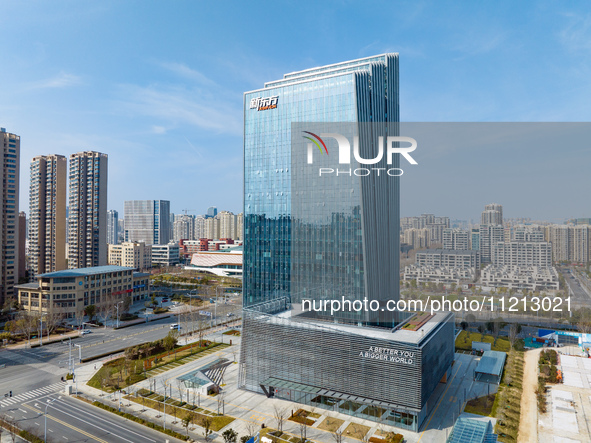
[
  {"x1": 474, "y1": 350, "x2": 506, "y2": 384},
  {"x1": 447, "y1": 416, "x2": 497, "y2": 443},
  {"x1": 15, "y1": 265, "x2": 150, "y2": 320}
]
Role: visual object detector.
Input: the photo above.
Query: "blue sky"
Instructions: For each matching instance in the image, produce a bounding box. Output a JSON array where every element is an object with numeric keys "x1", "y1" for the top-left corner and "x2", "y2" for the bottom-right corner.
[{"x1": 1, "y1": 1, "x2": 590, "y2": 221}]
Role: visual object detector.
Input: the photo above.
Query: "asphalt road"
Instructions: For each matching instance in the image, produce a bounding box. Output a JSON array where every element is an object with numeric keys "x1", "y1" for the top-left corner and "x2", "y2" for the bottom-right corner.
[
  {"x1": 0, "y1": 298, "x2": 241, "y2": 409},
  {"x1": 6, "y1": 393, "x2": 184, "y2": 443}
]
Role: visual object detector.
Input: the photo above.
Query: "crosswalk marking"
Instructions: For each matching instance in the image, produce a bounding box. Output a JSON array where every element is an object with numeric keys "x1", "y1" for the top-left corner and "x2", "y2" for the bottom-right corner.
[{"x1": 0, "y1": 382, "x2": 64, "y2": 407}]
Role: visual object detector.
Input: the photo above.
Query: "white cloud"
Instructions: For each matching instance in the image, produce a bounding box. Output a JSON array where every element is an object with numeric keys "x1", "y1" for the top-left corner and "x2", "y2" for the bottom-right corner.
[
  {"x1": 26, "y1": 71, "x2": 82, "y2": 90},
  {"x1": 559, "y1": 13, "x2": 591, "y2": 53},
  {"x1": 151, "y1": 125, "x2": 167, "y2": 134},
  {"x1": 157, "y1": 61, "x2": 218, "y2": 87},
  {"x1": 114, "y1": 83, "x2": 242, "y2": 136}
]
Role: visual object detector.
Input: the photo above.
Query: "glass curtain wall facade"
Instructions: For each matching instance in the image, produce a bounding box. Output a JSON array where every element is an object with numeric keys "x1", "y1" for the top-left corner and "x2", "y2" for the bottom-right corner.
[{"x1": 243, "y1": 54, "x2": 400, "y2": 324}]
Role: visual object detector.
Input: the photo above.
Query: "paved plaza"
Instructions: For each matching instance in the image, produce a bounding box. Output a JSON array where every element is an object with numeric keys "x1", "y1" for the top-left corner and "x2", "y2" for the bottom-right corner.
[{"x1": 69, "y1": 330, "x2": 502, "y2": 443}]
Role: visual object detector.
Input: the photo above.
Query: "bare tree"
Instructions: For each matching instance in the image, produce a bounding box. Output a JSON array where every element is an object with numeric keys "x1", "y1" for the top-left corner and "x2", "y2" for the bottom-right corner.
[
  {"x1": 332, "y1": 428, "x2": 344, "y2": 443},
  {"x1": 45, "y1": 311, "x2": 64, "y2": 338},
  {"x1": 243, "y1": 420, "x2": 258, "y2": 440},
  {"x1": 176, "y1": 378, "x2": 185, "y2": 403},
  {"x1": 273, "y1": 405, "x2": 288, "y2": 433},
  {"x1": 74, "y1": 308, "x2": 85, "y2": 331},
  {"x1": 298, "y1": 420, "x2": 307, "y2": 443},
  {"x1": 509, "y1": 323, "x2": 522, "y2": 349},
  {"x1": 197, "y1": 318, "x2": 209, "y2": 346},
  {"x1": 201, "y1": 416, "x2": 213, "y2": 441},
  {"x1": 97, "y1": 294, "x2": 115, "y2": 328}
]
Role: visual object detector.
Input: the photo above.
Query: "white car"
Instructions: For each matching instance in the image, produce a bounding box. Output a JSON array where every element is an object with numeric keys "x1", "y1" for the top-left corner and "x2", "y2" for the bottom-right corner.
[{"x1": 81, "y1": 330, "x2": 91, "y2": 335}]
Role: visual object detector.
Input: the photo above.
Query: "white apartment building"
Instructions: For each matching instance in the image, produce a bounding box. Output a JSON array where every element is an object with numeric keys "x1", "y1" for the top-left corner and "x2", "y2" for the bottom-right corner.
[
  {"x1": 0, "y1": 128, "x2": 20, "y2": 304},
  {"x1": 403, "y1": 228, "x2": 430, "y2": 249},
  {"x1": 29, "y1": 154, "x2": 67, "y2": 276},
  {"x1": 479, "y1": 224, "x2": 504, "y2": 264},
  {"x1": 512, "y1": 225, "x2": 545, "y2": 242},
  {"x1": 492, "y1": 241, "x2": 552, "y2": 268},
  {"x1": 442, "y1": 228, "x2": 469, "y2": 250},
  {"x1": 173, "y1": 214, "x2": 195, "y2": 242},
  {"x1": 481, "y1": 265, "x2": 559, "y2": 291},
  {"x1": 416, "y1": 249, "x2": 480, "y2": 269},
  {"x1": 151, "y1": 242, "x2": 180, "y2": 266},
  {"x1": 403, "y1": 264, "x2": 476, "y2": 285},
  {"x1": 547, "y1": 224, "x2": 590, "y2": 263},
  {"x1": 68, "y1": 151, "x2": 108, "y2": 269},
  {"x1": 108, "y1": 242, "x2": 151, "y2": 270}
]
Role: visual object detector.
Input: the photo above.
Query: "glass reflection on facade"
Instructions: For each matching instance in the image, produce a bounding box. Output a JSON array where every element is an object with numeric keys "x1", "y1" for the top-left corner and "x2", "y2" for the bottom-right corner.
[{"x1": 243, "y1": 54, "x2": 400, "y2": 323}]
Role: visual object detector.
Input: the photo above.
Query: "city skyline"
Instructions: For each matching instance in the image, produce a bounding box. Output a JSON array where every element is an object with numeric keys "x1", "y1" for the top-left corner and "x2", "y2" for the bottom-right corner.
[{"x1": 1, "y1": 2, "x2": 591, "y2": 220}]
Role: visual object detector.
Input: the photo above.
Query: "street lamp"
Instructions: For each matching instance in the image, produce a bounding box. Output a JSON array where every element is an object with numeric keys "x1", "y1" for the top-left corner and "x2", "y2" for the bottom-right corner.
[
  {"x1": 35, "y1": 396, "x2": 61, "y2": 443},
  {"x1": 116, "y1": 301, "x2": 124, "y2": 328}
]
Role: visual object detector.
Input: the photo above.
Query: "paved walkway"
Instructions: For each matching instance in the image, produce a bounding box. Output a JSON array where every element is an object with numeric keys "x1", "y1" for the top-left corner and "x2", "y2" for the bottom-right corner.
[{"x1": 518, "y1": 348, "x2": 541, "y2": 443}]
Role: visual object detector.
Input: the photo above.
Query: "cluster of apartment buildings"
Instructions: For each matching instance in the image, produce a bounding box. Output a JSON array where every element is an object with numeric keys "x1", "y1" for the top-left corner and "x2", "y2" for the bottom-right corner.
[
  {"x1": 403, "y1": 204, "x2": 566, "y2": 292},
  {"x1": 0, "y1": 126, "x2": 242, "y2": 321}
]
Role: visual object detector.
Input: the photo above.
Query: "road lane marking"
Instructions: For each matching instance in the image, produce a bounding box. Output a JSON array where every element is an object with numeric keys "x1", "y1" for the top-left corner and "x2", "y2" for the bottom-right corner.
[
  {"x1": 57, "y1": 399, "x2": 157, "y2": 442},
  {"x1": 23, "y1": 403, "x2": 109, "y2": 443}
]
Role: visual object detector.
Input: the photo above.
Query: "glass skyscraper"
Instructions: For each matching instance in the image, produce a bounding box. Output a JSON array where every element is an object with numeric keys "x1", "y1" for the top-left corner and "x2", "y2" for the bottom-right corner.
[
  {"x1": 240, "y1": 54, "x2": 455, "y2": 431},
  {"x1": 244, "y1": 54, "x2": 400, "y2": 324}
]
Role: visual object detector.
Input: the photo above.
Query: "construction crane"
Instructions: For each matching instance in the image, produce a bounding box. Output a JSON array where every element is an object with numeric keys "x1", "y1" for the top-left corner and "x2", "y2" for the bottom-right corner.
[{"x1": 182, "y1": 209, "x2": 195, "y2": 216}]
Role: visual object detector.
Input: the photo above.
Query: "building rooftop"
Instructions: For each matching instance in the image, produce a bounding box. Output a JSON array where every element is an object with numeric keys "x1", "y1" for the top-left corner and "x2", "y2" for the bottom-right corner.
[
  {"x1": 38, "y1": 265, "x2": 133, "y2": 278},
  {"x1": 274, "y1": 308, "x2": 453, "y2": 346},
  {"x1": 475, "y1": 350, "x2": 507, "y2": 384},
  {"x1": 448, "y1": 416, "x2": 497, "y2": 443},
  {"x1": 418, "y1": 249, "x2": 479, "y2": 255},
  {"x1": 190, "y1": 252, "x2": 243, "y2": 268}
]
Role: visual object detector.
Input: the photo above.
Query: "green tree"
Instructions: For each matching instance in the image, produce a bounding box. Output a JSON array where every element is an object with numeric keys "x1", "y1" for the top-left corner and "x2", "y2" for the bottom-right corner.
[
  {"x1": 163, "y1": 330, "x2": 178, "y2": 351},
  {"x1": 222, "y1": 429, "x2": 238, "y2": 443},
  {"x1": 85, "y1": 305, "x2": 96, "y2": 322}
]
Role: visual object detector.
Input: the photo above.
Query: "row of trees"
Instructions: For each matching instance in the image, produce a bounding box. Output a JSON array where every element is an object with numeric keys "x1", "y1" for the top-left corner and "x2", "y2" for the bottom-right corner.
[{"x1": 2, "y1": 293, "x2": 135, "y2": 346}]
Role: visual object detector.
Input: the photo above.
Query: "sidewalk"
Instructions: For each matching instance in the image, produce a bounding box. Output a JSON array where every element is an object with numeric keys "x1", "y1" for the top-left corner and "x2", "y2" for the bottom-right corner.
[
  {"x1": 2, "y1": 329, "x2": 81, "y2": 351},
  {"x1": 71, "y1": 329, "x2": 243, "y2": 442}
]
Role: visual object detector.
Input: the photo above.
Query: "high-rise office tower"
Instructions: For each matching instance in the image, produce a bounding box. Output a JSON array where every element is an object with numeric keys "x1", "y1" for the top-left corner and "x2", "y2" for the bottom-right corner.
[
  {"x1": 29, "y1": 155, "x2": 67, "y2": 276},
  {"x1": 207, "y1": 206, "x2": 217, "y2": 218},
  {"x1": 124, "y1": 200, "x2": 170, "y2": 245},
  {"x1": 68, "y1": 151, "x2": 108, "y2": 269},
  {"x1": 239, "y1": 55, "x2": 453, "y2": 432},
  {"x1": 0, "y1": 128, "x2": 20, "y2": 304},
  {"x1": 107, "y1": 209, "x2": 119, "y2": 245}
]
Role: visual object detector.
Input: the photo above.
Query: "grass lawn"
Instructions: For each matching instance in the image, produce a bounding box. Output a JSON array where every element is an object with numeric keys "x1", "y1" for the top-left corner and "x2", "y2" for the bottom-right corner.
[
  {"x1": 493, "y1": 349, "x2": 524, "y2": 443},
  {"x1": 455, "y1": 331, "x2": 511, "y2": 352},
  {"x1": 316, "y1": 417, "x2": 344, "y2": 432},
  {"x1": 344, "y1": 423, "x2": 371, "y2": 440},
  {"x1": 464, "y1": 394, "x2": 496, "y2": 416},
  {"x1": 87, "y1": 342, "x2": 227, "y2": 392},
  {"x1": 128, "y1": 394, "x2": 234, "y2": 431}
]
